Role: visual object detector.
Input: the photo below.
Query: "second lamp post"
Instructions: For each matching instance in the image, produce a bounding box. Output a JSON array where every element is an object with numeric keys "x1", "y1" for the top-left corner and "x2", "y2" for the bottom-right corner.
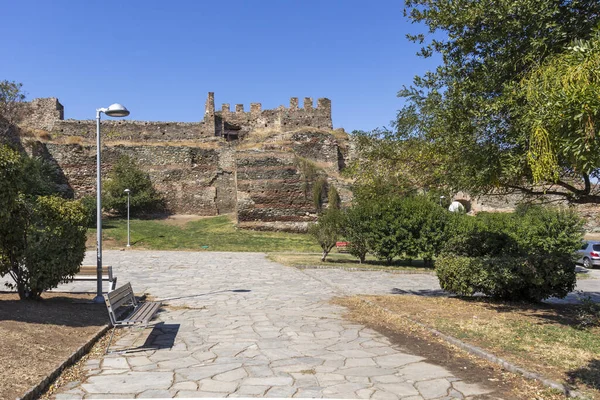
[{"x1": 124, "y1": 188, "x2": 131, "y2": 247}]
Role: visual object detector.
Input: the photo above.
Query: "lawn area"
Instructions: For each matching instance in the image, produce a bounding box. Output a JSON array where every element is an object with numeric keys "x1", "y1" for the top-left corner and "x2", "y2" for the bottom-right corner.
[
  {"x1": 336, "y1": 295, "x2": 600, "y2": 398},
  {"x1": 89, "y1": 215, "x2": 321, "y2": 252}
]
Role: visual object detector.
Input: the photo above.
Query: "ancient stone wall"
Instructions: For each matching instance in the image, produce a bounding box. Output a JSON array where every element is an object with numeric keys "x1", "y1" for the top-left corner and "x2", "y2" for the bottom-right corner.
[
  {"x1": 35, "y1": 142, "x2": 236, "y2": 215},
  {"x1": 213, "y1": 97, "x2": 332, "y2": 140},
  {"x1": 15, "y1": 98, "x2": 64, "y2": 131},
  {"x1": 51, "y1": 120, "x2": 210, "y2": 142},
  {"x1": 9, "y1": 93, "x2": 342, "y2": 231},
  {"x1": 235, "y1": 151, "x2": 318, "y2": 232},
  {"x1": 17, "y1": 93, "x2": 332, "y2": 144}
]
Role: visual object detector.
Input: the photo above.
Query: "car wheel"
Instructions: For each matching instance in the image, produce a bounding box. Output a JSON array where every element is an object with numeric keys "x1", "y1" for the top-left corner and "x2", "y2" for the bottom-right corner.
[{"x1": 583, "y1": 257, "x2": 592, "y2": 269}]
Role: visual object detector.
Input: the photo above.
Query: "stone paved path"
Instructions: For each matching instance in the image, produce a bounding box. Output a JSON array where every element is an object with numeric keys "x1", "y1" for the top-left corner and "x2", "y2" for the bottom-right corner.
[
  {"x1": 50, "y1": 251, "x2": 499, "y2": 399},
  {"x1": 302, "y1": 266, "x2": 600, "y2": 304}
]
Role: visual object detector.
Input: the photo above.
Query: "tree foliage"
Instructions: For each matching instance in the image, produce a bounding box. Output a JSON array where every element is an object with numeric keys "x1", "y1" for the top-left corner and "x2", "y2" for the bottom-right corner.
[
  {"x1": 0, "y1": 145, "x2": 87, "y2": 300},
  {"x1": 309, "y1": 209, "x2": 344, "y2": 262},
  {"x1": 103, "y1": 155, "x2": 164, "y2": 216},
  {"x1": 0, "y1": 80, "x2": 26, "y2": 122},
  {"x1": 521, "y1": 32, "x2": 600, "y2": 187},
  {"x1": 360, "y1": 0, "x2": 600, "y2": 203}
]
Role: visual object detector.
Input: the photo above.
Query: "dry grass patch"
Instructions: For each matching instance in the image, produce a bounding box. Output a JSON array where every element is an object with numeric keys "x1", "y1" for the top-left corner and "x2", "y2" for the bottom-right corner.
[
  {"x1": 268, "y1": 252, "x2": 435, "y2": 273},
  {"x1": 335, "y1": 296, "x2": 571, "y2": 400},
  {"x1": 343, "y1": 295, "x2": 600, "y2": 398},
  {"x1": 0, "y1": 292, "x2": 109, "y2": 400}
]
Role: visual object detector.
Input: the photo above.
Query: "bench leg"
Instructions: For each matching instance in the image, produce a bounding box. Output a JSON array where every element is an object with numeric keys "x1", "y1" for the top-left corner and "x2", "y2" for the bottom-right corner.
[
  {"x1": 105, "y1": 326, "x2": 117, "y2": 354},
  {"x1": 110, "y1": 277, "x2": 117, "y2": 292}
]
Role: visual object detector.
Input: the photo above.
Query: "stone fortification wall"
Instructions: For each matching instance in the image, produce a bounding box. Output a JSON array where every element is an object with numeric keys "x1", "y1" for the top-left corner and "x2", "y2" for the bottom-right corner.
[
  {"x1": 16, "y1": 92, "x2": 333, "y2": 144},
  {"x1": 213, "y1": 96, "x2": 332, "y2": 140},
  {"x1": 51, "y1": 120, "x2": 210, "y2": 142},
  {"x1": 9, "y1": 93, "x2": 343, "y2": 231},
  {"x1": 15, "y1": 98, "x2": 64, "y2": 131},
  {"x1": 235, "y1": 151, "x2": 319, "y2": 232},
  {"x1": 37, "y1": 142, "x2": 236, "y2": 215}
]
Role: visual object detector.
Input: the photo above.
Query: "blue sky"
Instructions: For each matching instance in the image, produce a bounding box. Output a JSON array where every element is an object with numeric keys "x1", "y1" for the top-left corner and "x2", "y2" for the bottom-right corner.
[{"x1": 1, "y1": 0, "x2": 440, "y2": 132}]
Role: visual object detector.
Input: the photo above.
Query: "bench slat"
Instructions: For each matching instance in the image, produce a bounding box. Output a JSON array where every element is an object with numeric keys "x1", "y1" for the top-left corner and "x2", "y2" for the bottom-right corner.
[
  {"x1": 106, "y1": 283, "x2": 134, "y2": 310},
  {"x1": 77, "y1": 265, "x2": 112, "y2": 276},
  {"x1": 124, "y1": 302, "x2": 160, "y2": 324}
]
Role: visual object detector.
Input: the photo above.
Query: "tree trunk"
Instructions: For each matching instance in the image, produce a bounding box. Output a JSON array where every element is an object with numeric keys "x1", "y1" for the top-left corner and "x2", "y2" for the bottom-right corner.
[{"x1": 321, "y1": 250, "x2": 329, "y2": 262}]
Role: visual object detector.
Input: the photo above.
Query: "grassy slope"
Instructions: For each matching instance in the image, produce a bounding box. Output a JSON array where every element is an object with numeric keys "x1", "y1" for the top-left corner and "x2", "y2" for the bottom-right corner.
[{"x1": 91, "y1": 215, "x2": 321, "y2": 252}]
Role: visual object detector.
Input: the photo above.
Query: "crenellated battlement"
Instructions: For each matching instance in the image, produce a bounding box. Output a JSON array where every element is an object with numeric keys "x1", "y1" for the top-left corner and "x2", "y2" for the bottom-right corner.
[
  {"x1": 206, "y1": 93, "x2": 333, "y2": 140},
  {"x1": 15, "y1": 92, "x2": 333, "y2": 142}
]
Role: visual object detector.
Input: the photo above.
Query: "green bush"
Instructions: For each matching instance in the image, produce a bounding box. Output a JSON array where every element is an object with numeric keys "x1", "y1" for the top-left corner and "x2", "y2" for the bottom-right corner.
[
  {"x1": 436, "y1": 254, "x2": 576, "y2": 301},
  {"x1": 0, "y1": 145, "x2": 87, "y2": 300},
  {"x1": 103, "y1": 155, "x2": 164, "y2": 216},
  {"x1": 365, "y1": 197, "x2": 410, "y2": 263},
  {"x1": 437, "y1": 206, "x2": 583, "y2": 301},
  {"x1": 342, "y1": 204, "x2": 373, "y2": 263},
  {"x1": 79, "y1": 195, "x2": 97, "y2": 228}
]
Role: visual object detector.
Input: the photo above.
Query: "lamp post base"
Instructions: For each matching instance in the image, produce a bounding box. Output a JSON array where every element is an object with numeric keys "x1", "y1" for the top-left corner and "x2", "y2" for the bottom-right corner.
[{"x1": 93, "y1": 294, "x2": 105, "y2": 303}]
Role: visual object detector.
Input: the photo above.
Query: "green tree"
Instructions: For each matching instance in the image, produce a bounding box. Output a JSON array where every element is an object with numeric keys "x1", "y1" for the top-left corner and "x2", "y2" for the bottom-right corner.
[
  {"x1": 0, "y1": 80, "x2": 26, "y2": 123},
  {"x1": 103, "y1": 155, "x2": 164, "y2": 216},
  {"x1": 0, "y1": 146, "x2": 87, "y2": 300},
  {"x1": 382, "y1": 0, "x2": 600, "y2": 203},
  {"x1": 309, "y1": 209, "x2": 344, "y2": 262}
]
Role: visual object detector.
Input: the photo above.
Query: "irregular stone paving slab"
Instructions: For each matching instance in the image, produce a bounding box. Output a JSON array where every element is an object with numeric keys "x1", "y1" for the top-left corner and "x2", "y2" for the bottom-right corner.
[{"x1": 47, "y1": 250, "x2": 503, "y2": 399}]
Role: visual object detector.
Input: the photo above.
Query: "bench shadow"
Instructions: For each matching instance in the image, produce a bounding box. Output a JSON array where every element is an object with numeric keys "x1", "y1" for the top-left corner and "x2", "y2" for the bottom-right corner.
[
  {"x1": 158, "y1": 288, "x2": 251, "y2": 302},
  {"x1": 116, "y1": 322, "x2": 180, "y2": 354},
  {"x1": 141, "y1": 322, "x2": 180, "y2": 350}
]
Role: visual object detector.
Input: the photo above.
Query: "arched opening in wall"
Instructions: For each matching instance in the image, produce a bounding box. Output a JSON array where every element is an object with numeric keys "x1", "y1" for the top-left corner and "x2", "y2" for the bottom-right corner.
[{"x1": 455, "y1": 199, "x2": 471, "y2": 212}]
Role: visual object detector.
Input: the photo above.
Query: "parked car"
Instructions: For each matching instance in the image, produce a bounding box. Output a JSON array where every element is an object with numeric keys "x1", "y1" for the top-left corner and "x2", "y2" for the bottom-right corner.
[{"x1": 577, "y1": 241, "x2": 600, "y2": 269}]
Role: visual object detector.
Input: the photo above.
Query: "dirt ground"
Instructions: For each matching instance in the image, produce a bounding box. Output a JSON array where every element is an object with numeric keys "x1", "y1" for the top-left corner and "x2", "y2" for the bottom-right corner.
[
  {"x1": 0, "y1": 292, "x2": 109, "y2": 400},
  {"x1": 160, "y1": 214, "x2": 215, "y2": 226}
]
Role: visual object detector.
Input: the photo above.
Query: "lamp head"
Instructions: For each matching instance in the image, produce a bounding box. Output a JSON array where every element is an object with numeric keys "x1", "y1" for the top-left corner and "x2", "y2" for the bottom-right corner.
[
  {"x1": 124, "y1": 189, "x2": 130, "y2": 193},
  {"x1": 105, "y1": 103, "x2": 130, "y2": 117}
]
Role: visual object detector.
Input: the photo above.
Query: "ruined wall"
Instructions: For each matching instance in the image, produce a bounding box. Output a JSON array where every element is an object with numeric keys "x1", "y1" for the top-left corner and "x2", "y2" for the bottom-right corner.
[
  {"x1": 10, "y1": 93, "x2": 343, "y2": 230},
  {"x1": 15, "y1": 98, "x2": 64, "y2": 131},
  {"x1": 37, "y1": 142, "x2": 236, "y2": 215},
  {"x1": 213, "y1": 96, "x2": 332, "y2": 139},
  {"x1": 51, "y1": 120, "x2": 210, "y2": 142},
  {"x1": 17, "y1": 93, "x2": 333, "y2": 144},
  {"x1": 235, "y1": 151, "x2": 318, "y2": 232}
]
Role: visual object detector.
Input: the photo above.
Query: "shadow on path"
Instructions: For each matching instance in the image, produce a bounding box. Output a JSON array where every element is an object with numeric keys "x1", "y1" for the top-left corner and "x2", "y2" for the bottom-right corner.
[{"x1": 158, "y1": 288, "x2": 251, "y2": 303}]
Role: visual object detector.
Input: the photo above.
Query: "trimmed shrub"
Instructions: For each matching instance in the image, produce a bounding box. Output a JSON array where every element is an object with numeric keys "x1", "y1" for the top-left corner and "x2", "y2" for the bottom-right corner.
[
  {"x1": 436, "y1": 254, "x2": 576, "y2": 301},
  {"x1": 437, "y1": 206, "x2": 583, "y2": 302}
]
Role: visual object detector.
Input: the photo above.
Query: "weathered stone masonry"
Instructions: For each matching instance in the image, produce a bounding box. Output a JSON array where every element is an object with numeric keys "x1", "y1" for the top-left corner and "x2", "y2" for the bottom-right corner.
[{"x1": 12, "y1": 93, "x2": 348, "y2": 231}]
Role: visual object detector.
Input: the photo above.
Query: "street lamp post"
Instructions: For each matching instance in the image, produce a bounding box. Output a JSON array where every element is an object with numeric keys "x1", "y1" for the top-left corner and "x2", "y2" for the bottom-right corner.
[
  {"x1": 124, "y1": 189, "x2": 131, "y2": 247},
  {"x1": 94, "y1": 103, "x2": 130, "y2": 303}
]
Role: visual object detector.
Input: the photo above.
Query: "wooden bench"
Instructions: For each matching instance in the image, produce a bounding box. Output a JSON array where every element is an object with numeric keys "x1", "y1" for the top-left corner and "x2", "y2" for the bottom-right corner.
[
  {"x1": 103, "y1": 283, "x2": 161, "y2": 353},
  {"x1": 75, "y1": 265, "x2": 117, "y2": 291}
]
